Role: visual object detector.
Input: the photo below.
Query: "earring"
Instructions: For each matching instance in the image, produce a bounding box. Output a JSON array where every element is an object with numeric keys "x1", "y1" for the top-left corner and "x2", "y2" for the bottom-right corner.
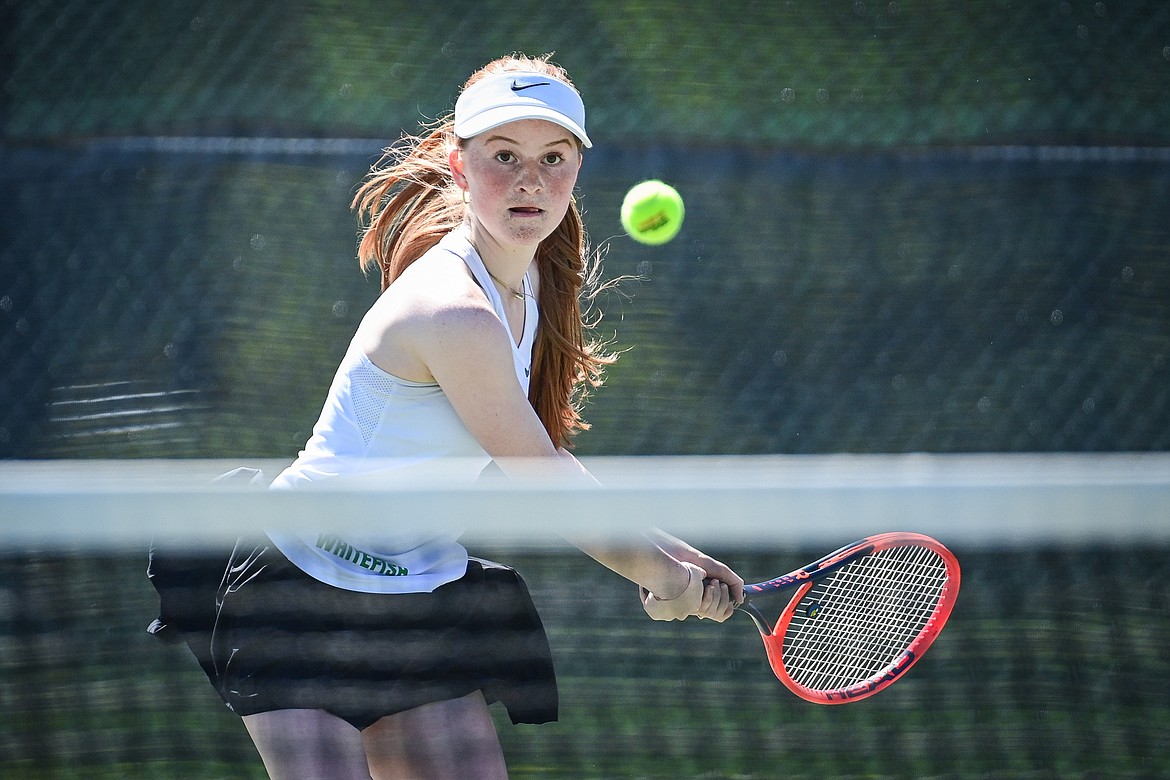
[{"x1": 462, "y1": 189, "x2": 470, "y2": 204}]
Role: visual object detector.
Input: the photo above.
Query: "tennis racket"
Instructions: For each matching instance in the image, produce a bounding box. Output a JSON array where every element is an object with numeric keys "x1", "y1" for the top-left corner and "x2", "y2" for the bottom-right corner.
[{"x1": 733, "y1": 531, "x2": 960, "y2": 704}]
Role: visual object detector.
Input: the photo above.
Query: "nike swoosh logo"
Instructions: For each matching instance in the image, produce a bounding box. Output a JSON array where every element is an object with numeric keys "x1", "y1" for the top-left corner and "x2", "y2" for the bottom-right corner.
[{"x1": 511, "y1": 80, "x2": 551, "y2": 92}]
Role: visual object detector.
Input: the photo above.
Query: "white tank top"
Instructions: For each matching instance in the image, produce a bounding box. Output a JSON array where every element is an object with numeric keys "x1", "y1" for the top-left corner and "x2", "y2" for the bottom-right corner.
[{"x1": 266, "y1": 228, "x2": 538, "y2": 593}]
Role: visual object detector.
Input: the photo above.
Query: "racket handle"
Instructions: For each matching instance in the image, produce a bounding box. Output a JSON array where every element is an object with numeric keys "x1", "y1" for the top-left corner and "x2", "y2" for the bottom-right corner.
[{"x1": 704, "y1": 578, "x2": 771, "y2": 633}]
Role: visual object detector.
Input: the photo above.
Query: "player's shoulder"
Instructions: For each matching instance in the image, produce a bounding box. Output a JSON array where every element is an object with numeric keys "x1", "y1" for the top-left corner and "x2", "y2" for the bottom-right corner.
[{"x1": 389, "y1": 251, "x2": 499, "y2": 334}]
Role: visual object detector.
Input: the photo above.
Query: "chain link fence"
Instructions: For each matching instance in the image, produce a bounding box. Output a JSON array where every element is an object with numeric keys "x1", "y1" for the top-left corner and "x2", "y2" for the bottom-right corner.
[
  {"x1": 7, "y1": 1, "x2": 1170, "y2": 146},
  {"x1": 3, "y1": 0, "x2": 1169, "y2": 457},
  {"x1": 4, "y1": 5, "x2": 1170, "y2": 778}
]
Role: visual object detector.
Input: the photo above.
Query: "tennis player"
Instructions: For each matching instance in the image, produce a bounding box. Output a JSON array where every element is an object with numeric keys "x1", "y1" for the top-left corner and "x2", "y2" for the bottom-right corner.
[{"x1": 149, "y1": 53, "x2": 744, "y2": 779}]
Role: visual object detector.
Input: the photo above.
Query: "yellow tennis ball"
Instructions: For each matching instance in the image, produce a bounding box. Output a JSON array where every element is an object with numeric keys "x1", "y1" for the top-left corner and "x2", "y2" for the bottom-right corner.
[{"x1": 620, "y1": 180, "x2": 685, "y2": 245}]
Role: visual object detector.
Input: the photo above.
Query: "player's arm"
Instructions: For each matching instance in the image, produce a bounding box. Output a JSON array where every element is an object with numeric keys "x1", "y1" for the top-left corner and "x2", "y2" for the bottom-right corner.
[
  {"x1": 359, "y1": 265, "x2": 730, "y2": 619},
  {"x1": 418, "y1": 305, "x2": 690, "y2": 595},
  {"x1": 646, "y1": 528, "x2": 745, "y2": 605},
  {"x1": 411, "y1": 295, "x2": 732, "y2": 619},
  {"x1": 419, "y1": 294, "x2": 561, "y2": 457}
]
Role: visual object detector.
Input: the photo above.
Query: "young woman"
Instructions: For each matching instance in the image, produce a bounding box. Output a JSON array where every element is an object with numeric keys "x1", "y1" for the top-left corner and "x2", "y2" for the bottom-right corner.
[{"x1": 151, "y1": 53, "x2": 744, "y2": 779}]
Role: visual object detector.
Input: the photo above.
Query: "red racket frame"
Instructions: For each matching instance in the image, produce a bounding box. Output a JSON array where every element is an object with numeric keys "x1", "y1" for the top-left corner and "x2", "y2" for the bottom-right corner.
[{"x1": 740, "y1": 532, "x2": 961, "y2": 704}]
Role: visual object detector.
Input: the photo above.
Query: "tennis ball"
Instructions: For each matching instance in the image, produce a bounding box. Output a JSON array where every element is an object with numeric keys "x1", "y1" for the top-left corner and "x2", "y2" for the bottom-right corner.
[{"x1": 620, "y1": 180, "x2": 685, "y2": 245}]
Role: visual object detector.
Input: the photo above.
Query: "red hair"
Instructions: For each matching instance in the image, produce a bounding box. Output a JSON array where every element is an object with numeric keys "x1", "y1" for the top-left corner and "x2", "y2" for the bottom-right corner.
[{"x1": 351, "y1": 53, "x2": 615, "y2": 448}]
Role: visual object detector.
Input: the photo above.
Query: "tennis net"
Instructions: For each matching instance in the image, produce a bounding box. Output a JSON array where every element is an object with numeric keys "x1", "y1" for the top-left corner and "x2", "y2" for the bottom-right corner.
[{"x1": 2, "y1": 454, "x2": 1168, "y2": 778}]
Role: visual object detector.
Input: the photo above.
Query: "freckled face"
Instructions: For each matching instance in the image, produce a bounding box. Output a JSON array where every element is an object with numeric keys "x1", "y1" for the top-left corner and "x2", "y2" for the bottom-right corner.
[{"x1": 451, "y1": 119, "x2": 583, "y2": 251}]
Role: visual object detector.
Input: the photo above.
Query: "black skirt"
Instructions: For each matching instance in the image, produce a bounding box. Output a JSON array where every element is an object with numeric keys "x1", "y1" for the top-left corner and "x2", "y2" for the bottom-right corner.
[{"x1": 148, "y1": 538, "x2": 558, "y2": 730}]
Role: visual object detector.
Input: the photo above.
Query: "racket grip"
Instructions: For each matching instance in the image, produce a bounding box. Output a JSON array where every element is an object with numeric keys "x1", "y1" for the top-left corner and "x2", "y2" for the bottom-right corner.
[{"x1": 705, "y1": 578, "x2": 772, "y2": 632}]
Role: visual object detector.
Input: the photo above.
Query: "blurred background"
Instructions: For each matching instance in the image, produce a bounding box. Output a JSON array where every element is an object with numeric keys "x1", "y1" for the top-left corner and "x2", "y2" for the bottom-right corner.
[
  {"x1": 3, "y1": 0, "x2": 1168, "y2": 459},
  {"x1": 3, "y1": 1, "x2": 1170, "y2": 778}
]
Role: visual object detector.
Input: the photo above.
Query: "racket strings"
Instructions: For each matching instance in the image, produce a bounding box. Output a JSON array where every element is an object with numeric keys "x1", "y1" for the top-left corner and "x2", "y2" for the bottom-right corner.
[
  {"x1": 785, "y1": 553, "x2": 939, "y2": 689},
  {"x1": 795, "y1": 549, "x2": 943, "y2": 685},
  {"x1": 782, "y1": 545, "x2": 949, "y2": 692},
  {"x1": 785, "y1": 547, "x2": 944, "y2": 688}
]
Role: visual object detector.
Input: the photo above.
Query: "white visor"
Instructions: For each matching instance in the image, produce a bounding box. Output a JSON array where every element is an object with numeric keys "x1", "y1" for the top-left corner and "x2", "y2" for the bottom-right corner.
[{"x1": 454, "y1": 71, "x2": 592, "y2": 148}]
